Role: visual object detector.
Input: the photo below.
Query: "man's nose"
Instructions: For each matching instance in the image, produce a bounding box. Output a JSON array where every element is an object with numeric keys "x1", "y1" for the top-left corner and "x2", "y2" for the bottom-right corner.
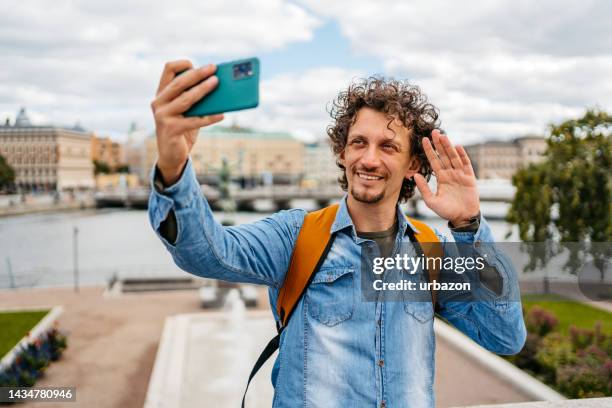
[{"x1": 360, "y1": 146, "x2": 382, "y2": 168}]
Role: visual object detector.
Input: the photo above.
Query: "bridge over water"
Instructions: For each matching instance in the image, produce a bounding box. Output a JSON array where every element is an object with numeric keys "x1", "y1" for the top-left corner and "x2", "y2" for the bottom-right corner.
[{"x1": 95, "y1": 179, "x2": 515, "y2": 214}]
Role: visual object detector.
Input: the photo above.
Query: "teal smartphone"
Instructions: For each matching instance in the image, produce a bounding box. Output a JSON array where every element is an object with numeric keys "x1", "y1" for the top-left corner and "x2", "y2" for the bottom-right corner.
[{"x1": 183, "y1": 57, "x2": 259, "y2": 117}]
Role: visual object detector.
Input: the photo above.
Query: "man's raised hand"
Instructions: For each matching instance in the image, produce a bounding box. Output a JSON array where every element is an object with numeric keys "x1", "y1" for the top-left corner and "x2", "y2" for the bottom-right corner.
[
  {"x1": 413, "y1": 130, "x2": 480, "y2": 227},
  {"x1": 150, "y1": 60, "x2": 224, "y2": 186}
]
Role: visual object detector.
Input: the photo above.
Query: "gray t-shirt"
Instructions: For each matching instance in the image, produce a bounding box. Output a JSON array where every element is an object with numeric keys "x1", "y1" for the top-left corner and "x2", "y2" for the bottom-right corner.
[{"x1": 357, "y1": 222, "x2": 398, "y2": 258}]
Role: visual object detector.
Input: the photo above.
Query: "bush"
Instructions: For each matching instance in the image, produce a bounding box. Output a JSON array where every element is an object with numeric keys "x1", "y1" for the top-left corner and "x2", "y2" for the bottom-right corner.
[
  {"x1": 569, "y1": 323, "x2": 611, "y2": 355},
  {"x1": 508, "y1": 306, "x2": 611, "y2": 398},
  {"x1": 0, "y1": 329, "x2": 67, "y2": 388},
  {"x1": 535, "y1": 333, "x2": 576, "y2": 383},
  {"x1": 525, "y1": 305, "x2": 558, "y2": 336},
  {"x1": 556, "y1": 345, "x2": 611, "y2": 398},
  {"x1": 46, "y1": 328, "x2": 67, "y2": 360}
]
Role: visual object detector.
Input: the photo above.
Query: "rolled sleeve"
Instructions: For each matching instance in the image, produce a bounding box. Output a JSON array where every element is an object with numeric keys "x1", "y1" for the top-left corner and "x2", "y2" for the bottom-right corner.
[
  {"x1": 146, "y1": 156, "x2": 305, "y2": 287},
  {"x1": 438, "y1": 216, "x2": 526, "y2": 355},
  {"x1": 451, "y1": 215, "x2": 508, "y2": 296},
  {"x1": 148, "y1": 158, "x2": 198, "y2": 234}
]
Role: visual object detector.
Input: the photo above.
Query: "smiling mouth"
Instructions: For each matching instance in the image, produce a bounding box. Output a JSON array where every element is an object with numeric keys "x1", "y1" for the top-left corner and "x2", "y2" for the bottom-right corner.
[{"x1": 357, "y1": 172, "x2": 384, "y2": 181}]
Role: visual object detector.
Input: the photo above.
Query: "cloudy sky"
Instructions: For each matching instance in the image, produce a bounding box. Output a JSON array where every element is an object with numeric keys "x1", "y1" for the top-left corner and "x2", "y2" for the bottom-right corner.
[{"x1": 1, "y1": 0, "x2": 611, "y2": 144}]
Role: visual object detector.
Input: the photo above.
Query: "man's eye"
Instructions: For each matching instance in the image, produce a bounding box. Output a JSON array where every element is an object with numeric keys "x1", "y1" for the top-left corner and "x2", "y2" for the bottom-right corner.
[
  {"x1": 351, "y1": 139, "x2": 365, "y2": 145},
  {"x1": 382, "y1": 144, "x2": 397, "y2": 151}
]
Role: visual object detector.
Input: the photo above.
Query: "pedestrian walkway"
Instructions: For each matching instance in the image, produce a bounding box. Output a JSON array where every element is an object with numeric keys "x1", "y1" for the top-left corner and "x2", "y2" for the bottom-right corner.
[
  {"x1": 2, "y1": 286, "x2": 535, "y2": 408},
  {"x1": 147, "y1": 291, "x2": 534, "y2": 408},
  {"x1": 0, "y1": 286, "x2": 202, "y2": 408}
]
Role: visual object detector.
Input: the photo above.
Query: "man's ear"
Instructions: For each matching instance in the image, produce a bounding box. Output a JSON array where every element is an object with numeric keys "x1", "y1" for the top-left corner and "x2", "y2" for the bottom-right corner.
[
  {"x1": 404, "y1": 156, "x2": 421, "y2": 180},
  {"x1": 339, "y1": 149, "x2": 346, "y2": 167}
]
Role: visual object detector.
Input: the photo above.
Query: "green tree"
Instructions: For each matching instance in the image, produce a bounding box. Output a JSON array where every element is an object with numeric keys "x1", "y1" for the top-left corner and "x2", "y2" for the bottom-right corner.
[
  {"x1": 0, "y1": 154, "x2": 15, "y2": 190},
  {"x1": 115, "y1": 164, "x2": 130, "y2": 173},
  {"x1": 93, "y1": 159, "x2": 111, "y2": 175},
  {"x1": 507, "y1": 109, "x2": 612, "y2": 281}
]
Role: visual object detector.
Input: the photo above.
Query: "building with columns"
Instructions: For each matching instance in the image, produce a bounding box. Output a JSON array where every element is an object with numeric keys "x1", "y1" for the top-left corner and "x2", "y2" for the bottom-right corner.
[
  {"x1": 91, "y1": 135, "x2": 124, "y2": 170},
  {"x1": 304, "y1": 140, "x2": 340, "y2": 187},
  {"x1": 0, "y1": 108, "x2": 95, "y2": 191},
  {"x1": 464, "y1": 135, "x2": 547, "y2": 180},
  {"x1": 144, "y1": 125, "x2": 305, "y2": 186},
  {"x1": 123, "y1": 123, "x2": 150, "y2": 184}
]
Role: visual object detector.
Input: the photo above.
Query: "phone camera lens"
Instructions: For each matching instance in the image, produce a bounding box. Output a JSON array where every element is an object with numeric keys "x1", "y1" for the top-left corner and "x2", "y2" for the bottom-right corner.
[{"x1": 233, "y1": 61, "x2": 253, "y2": 79}]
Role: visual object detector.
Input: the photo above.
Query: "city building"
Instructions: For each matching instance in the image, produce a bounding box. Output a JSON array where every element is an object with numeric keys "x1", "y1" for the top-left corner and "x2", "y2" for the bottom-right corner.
[
  {"x1": 464, "y1": 135, "x2": 547, "y2": 179},
  {"x1": 0, "y1": 108, "x2": 95, "y2": 191},
  {"x1": 124, "y1": 122, "x2": 150, "y2": 185},
  {"x1": 143, "y1": 135, "x2": 161, "y2": 182},
  {"x1": 304, "y1": 140, "x2": 340, "y2": 187},
  {"x1": 144, "y1": 126, "x2": 305, "y2": 186},
  {"x1": 92, "y1": 135, "x2": 124, "y2": 170},
  {"x1": 95, "y1": 173, "x2": 140, "y2": 190}
]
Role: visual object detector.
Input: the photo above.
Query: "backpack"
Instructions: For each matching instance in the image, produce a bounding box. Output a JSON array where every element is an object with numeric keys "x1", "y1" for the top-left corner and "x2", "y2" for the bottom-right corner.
[{"x1": 241, "y1": 204, "x2": 442, "y2": 407}]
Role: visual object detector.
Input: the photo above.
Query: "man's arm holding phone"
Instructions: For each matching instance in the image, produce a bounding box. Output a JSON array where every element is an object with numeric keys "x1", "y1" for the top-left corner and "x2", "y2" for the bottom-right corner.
[
  {"x1": 148, "y1": 60, "x2": 304, "y2": 288},
  {"x1": 151, "y1": 60, "x2": 223, "y2": 185}
]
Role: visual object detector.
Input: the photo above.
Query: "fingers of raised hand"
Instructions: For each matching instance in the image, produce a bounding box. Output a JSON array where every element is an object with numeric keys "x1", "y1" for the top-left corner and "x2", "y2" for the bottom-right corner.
[
  {"x1": 155, "y1": 113, "x2": 224, "y2": 139},
  {"x1": 166, "y1": 75, "x2": 219, "y2": 115},
  {"x1": 155, "y1": 64, "x2": 217, "y2": 107},
  {"x1": 413, "y1": 173, "x2": 434, "y2": 203},
  {"x1": 156, "y1": 60, "x2": 193, "y2": 96},
  {"x1": 431, "y1": 130, "x2": 452, "y2": 169},
  {"x1": 177, "y1": 113, "x2": 225, "y2": 135},
  {"x1": 183, "y1": 114, "x2": 224, "y2": 131},
  {"x1": 422, "y1": 136, "x2": 444, "y2": 174},
  {"x1": 456, "y1": 145, "x2": 475, "y2": 176},
  {"x1": 439, "y1": 133, "x2": 464, "y2": 170}
]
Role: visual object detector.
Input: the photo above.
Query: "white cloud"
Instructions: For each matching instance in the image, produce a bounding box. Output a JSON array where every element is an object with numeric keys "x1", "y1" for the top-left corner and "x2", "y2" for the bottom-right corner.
[
  {"x1": 302, "y1": 0, "x2": 612, "y2": 57},
  {"x1": 0, "y1": 0, "x2": 321, "y2": 138},
  {"x1": 2, "y1": 0, "x2": 611, "y2": 144},
  {"x1": 301, "y1": 0, "x2": 612, "y2": 142},
  {"x1": 227, "y1": 67, "x2": 363, "y2": 141},
  {"x1": 0, "y1": 0, "x2": 319, "y2": 58}
]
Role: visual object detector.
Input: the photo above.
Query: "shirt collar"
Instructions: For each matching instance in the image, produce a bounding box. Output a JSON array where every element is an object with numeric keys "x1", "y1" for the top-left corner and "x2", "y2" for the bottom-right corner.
[{"x1": 330, "y1": 195, "x2": 420, "y2": 237}]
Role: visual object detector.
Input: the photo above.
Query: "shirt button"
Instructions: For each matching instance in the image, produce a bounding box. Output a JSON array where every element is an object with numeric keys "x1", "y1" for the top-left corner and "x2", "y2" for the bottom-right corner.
[
  {"x1": 377, "y1": 319, "x2": 381, "y2": 326},
  {"x1": 381, "y1": 401, "x2": 386, "y2": 408},
  {"x1": 475, "y1": 240, "x2": 481, "y2": 248},
  {"x1": 378, "y1": 359, "x2": 384, "y2": 367}
]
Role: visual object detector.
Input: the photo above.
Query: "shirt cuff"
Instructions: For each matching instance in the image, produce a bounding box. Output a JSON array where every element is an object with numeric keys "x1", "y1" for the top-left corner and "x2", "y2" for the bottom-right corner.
[
  {"x1": 451, "y1": 215, "x2": 506, "y2": 298},
  {"x1": 448, "y1": 212, "x2": 481, "y2": 233},
  {"x1": 451, "y1": 213, "x2": 494, "y2": 247},
  {"x1": 148, "y1": 157, "x2": 199, "y2": 231},
  {"x1": 152, "y1": 159, "x2": 189, "y2": 193}
]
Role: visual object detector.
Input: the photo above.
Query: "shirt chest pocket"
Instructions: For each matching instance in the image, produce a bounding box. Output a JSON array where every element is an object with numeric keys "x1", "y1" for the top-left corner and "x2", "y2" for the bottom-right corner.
[
  {"x1": 402, "y1": 271, "x2": 435, "y2": 323},
  {"x1": 306, "y1": 268, "x2": 355, "y2": 327},
  {"x1": 403, "y1": 300, "x2": 435, "y2": 323}
]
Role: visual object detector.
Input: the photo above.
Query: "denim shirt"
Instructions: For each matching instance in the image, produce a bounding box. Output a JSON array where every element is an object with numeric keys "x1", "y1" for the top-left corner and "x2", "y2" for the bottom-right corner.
[{"x1": 148, "y1": 158, "x2": 527, "y2": 408}]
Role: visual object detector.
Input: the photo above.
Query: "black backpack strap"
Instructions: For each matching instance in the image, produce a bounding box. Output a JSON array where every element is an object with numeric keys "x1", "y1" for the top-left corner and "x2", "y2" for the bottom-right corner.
[{"x1": 241, "y1": 330, "x2": 282, "y2": 408}]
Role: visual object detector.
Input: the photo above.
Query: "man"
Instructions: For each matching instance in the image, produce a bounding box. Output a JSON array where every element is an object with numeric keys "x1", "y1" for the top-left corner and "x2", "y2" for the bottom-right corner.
[{"x1": 148, "y1": 61, "x2": 526, "y2": 407}]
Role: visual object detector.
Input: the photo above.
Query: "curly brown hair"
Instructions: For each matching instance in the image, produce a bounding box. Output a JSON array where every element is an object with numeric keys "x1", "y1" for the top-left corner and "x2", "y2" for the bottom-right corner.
[{"x1": 327, "y1": 76, "x2": 440, "y2": 203}]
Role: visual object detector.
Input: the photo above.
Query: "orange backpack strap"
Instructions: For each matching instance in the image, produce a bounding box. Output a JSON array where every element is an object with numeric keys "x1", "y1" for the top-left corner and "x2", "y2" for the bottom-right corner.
[
  {"x1": 406, "y1": 217, "x2": 443, "y2": 306},
  {"x1": 276, "y1": 203, "x2": 339, "y2": 328},
  {"x1": 243, "y1": 204, "x2": 339, "y2": 407}
]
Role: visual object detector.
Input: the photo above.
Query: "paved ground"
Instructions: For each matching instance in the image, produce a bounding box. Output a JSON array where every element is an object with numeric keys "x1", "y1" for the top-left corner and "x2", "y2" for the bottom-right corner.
[
  {"x1": 0, "y1": 286, "x2": 202, "y2": 408},
  {"x1": 435, "y1": 335, "x2": 531, "y2": 407},
  {"x1": 0, "y1": 286, "x2": 533, "y2": 407}
]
